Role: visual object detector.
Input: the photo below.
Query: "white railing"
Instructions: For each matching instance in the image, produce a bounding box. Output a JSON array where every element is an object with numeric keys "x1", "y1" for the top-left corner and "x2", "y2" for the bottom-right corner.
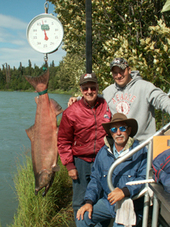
[{"x1": 107, "y1": 122, "x2": 170, "y2": 227}]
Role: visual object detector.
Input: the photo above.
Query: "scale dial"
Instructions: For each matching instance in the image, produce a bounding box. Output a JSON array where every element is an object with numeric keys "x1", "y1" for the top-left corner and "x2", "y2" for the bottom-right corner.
[{"x1": 27, "y1": 13, "x2": 64, "y2": 54}]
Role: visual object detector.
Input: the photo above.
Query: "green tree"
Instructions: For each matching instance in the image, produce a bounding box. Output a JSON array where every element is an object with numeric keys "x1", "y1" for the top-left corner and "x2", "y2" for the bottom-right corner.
[
  {"x1": 0, "y1": 70, "x2": 6, "y2": 89},
  {"x1": 56, "y1": 53, "x2": 86, "y2": 93},
  {"x1": 49, "y1": 0, "x2": 170, "y2": 92}
]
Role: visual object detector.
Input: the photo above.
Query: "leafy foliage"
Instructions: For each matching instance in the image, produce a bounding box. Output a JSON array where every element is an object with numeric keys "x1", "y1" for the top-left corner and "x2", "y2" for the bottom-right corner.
[
  {"x1": 0, "y1": 60, "x2": 76, "y2": 94},
  {"x1": 1, "y1": 1, "x2": 170, "y2": 121},
  {"x1": 162, "y1": 0, "x2": 170, "y2": 12},
  {"x1": 48, "y1": 0, "x2": 170, "y2": 128},
  {"x1": 49, "y1": 0, "x2": 170, "y2": 92},
  {"x1": 2, "y1": 0, "x2": 170, "y2": 95}
]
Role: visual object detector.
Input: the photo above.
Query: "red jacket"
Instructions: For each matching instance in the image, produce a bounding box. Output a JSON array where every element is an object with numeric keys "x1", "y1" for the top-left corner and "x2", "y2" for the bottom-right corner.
[{"x1": 58, "y1": 97, "x2": 112, "y2": 171}]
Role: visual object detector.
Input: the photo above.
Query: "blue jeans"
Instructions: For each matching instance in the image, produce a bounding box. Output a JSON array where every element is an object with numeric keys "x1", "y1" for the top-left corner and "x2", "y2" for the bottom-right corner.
[
  {"x1": 72, "y1": 158, "x2": 110, "y2": 227},
  {"x1": 72, "y1": 157, "x2": 93, "y2": 217},
  {"x1": 76, "y1": 198, "x2": 142, "y2": 227},
  {"x1": 76, "y1": 199, "x2": 116, "y2": 226}
]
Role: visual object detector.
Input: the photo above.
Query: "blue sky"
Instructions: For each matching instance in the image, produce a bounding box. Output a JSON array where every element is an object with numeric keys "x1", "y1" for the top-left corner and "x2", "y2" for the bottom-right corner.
[{"x1": 0, "y1": 0, "x2": 66, "y2": 69}]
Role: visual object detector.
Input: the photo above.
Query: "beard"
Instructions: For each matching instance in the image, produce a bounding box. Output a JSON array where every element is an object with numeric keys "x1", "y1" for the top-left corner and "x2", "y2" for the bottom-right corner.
[{"x1": 114, "y1": 135, "x2": 126, "y2": 144}]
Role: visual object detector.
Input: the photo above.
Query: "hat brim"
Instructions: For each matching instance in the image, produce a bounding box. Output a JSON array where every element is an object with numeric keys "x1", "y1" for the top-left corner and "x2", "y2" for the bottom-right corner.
[
  {"x1": 80, "y1": 80, "x2": 97, "y2": 85},
  {"x1": 110, "y1": 64, "x2": 127, "y2": 71},
  {"x1": 102, "y1": 118, "x2": 138, "y2": 137}
]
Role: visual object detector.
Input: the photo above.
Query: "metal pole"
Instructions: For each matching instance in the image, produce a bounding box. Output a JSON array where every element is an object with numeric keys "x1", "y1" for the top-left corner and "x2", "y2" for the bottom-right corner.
[
  {"x1": 151, "y1": 195, "x2": 159, "y2": 227},
  {"x1": 107, "y1": 122, "x2": 170, "y2": 192},
  {"x1": 86, "y1": 0, "x2": 92, "y2": 73}
]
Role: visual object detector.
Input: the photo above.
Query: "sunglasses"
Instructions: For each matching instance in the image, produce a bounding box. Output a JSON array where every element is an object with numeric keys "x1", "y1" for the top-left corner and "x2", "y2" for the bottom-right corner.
[
  {"x1": 110, "y1": 126, "x2": 128, "y2": 133},
  {"x1": 81, "y1": 86, "x2": 97, "y2": 92}
]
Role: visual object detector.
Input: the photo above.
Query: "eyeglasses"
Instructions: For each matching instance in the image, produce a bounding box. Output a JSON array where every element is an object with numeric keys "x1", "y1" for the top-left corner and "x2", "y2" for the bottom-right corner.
[
  {"x1": 110, "y1": 126, "x2": 128, "y2": 133},
  {"x1": 81, "y1": 86, "x2": 97, "y2": 92}
]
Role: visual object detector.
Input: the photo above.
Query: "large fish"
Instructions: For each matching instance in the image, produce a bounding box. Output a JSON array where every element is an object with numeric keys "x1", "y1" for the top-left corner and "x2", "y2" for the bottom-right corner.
[{"x1": 25, "y1": 69, "x2": 63, "y2": 196}]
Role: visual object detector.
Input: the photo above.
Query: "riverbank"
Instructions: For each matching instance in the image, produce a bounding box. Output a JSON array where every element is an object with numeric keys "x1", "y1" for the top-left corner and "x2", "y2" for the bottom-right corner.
[
  {"x1": 9, "y1": 155, "x2": 75, "y2": 227},
  {"x1": 0, "y1": 91, "x2": 72, "y2": 227}
]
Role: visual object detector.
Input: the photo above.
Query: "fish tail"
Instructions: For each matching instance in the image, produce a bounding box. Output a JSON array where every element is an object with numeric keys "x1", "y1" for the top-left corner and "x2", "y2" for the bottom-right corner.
[{"x1": 25, "y1": 69, "x2": 49, "y2": 92}]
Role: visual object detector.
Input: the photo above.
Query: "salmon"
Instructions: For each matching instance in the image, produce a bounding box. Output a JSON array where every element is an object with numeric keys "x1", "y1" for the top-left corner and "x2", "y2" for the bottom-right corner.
[{"x1": 25, "y1": 69, "x2": 63, "y2": 196}]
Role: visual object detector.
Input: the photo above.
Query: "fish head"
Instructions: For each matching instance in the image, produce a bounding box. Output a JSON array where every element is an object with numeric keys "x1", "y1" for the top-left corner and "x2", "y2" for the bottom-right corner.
[{"x1": 35, "y1": 169, "x2": 53, "y2": 195}]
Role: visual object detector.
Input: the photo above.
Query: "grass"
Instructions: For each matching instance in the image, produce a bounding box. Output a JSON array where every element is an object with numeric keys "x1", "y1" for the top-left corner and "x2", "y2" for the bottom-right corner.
[{"x1": 9, "y1": 154, "x2": 74, "y2": 227}]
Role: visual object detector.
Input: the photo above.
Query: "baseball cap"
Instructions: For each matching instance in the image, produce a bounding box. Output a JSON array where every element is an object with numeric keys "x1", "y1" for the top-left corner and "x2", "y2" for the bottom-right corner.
[
  {"x1": 79, "y1": 73, "x2": 98, "y2": 85},
  {"x1": 110, "y1": 58, "x2": 129, "y2": 71}
]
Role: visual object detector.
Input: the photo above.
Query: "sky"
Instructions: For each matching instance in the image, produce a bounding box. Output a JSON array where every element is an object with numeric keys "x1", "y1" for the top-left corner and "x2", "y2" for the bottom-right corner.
[{"x1": 0, "y1": 0, "x2": 66, "y2": 69}]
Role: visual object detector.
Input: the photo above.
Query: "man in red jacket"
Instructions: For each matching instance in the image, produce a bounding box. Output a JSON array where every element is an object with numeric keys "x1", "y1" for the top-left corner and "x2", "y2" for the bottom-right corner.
[{"x1": 58, "y1": 73, "x2": 112, "y2": 226}]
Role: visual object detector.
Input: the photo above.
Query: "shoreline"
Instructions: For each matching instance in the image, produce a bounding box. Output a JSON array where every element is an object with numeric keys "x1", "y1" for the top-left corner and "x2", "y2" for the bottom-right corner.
[{"x1": 0, "y1": 89, "x2": 74, "y2": 95}]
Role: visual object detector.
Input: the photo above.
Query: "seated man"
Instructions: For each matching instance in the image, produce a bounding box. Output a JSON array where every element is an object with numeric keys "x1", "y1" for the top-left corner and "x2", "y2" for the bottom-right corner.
[{"x1": 76, "y1": 113, "x2": 147, "y2": 227}]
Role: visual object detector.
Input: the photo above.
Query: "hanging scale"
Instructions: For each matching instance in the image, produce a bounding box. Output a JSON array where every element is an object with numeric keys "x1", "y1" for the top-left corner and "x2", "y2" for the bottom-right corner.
[{"x1": 26, "y1": 1, "x2": 64, "y2": 65}]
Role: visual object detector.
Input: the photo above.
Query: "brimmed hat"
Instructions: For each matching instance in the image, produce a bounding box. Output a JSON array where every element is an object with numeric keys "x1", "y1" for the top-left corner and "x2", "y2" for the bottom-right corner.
[
  {"x1": 79, "y1": 73, "x2": 98, "y2": 85},
  {"x1": 110, "y1": 58, "x2": 129, "y2": 71},
  {"x1": 102, "y1": 113, "x2": 138, "y2": 137}
]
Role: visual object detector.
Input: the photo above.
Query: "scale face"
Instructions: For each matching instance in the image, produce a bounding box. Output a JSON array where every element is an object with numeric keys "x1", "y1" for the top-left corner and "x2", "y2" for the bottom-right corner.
[{"x1": 27, "y1": 13, "x2": 64, "y2": 54}]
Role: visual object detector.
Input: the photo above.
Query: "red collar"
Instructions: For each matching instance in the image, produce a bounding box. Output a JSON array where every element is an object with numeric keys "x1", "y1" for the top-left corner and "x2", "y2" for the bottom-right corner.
[{"x1": 81, "y1": 97, "x2": 99, "y2": 109}]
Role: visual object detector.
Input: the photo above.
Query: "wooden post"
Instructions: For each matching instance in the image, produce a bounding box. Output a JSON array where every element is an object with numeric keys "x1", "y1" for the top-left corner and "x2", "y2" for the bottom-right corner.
[{"x1": 86, "y1": 0, "x2": 92, "y2": 73}]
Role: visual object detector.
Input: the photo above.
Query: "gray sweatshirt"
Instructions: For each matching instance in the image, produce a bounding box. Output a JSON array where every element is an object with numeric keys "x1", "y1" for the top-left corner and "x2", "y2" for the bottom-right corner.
[{"x1": 103, "y1": 71, "x2": 170, "y2": 143}]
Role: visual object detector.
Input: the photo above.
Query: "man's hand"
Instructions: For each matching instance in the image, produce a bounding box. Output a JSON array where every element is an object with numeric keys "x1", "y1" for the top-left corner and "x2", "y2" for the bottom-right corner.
[
  {"x1": 68, "y1": 169, "x2": 78, "y2": 180},
  {"x1": 107, "y1": 187, "x2": 125, "y2": 205},
  {"x1": 68, "y1": 97, "x2": 78, "y2": 107},
  {"x1": 76, "y1": 203, "x2": 93, "y2": 221}
]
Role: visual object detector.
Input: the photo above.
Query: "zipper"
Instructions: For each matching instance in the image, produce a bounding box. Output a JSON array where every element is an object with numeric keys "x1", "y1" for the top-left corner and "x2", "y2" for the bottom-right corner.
[{"x1": 91, "y1": 107, "x2": 97, "y2": 161}]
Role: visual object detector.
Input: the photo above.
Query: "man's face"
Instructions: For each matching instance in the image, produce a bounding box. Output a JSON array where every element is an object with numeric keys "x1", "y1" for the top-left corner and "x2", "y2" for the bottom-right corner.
[
  {"x1": 80, "y1": 82, "x2": 98, "y2": 106},
  {"x1": 112, "y1": 66, "x2": 132, "y2": 88},
  {"x1": 110, "y1": 122, "x2": 131, "y2": 148}
]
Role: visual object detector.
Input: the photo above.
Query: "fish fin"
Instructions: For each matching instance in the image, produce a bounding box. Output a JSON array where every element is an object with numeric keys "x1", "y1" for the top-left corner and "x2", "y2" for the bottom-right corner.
[
  {"x1": 34, "y1": 96, "x2": 39, "y2": 104},
  {"x1": 52, "y1": 164, "x2": 60, "y2": 172},
  {"x1": 50, "y1": 99, "x2": 63, "y2": 116},
  {"x1": 24, "y1": 69, "x2": 49, "y2": 92},
  {"x1": 25, "y1": 125, "x2": 35, "y2": 141}
]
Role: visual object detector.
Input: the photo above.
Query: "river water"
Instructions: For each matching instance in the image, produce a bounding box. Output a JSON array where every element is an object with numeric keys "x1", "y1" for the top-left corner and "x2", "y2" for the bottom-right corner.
[{"x1": 0, "y1": 91, "x2": 71, "y2": 227}]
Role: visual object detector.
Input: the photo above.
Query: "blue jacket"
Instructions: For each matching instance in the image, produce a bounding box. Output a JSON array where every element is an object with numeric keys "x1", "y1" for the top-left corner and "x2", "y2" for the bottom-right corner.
[
  {"x1": 84, "y1": 137, "x2": 147, "y2": 217},
  {"x1": 152, "y1": 149, "x2": 170, "y2": 193}
]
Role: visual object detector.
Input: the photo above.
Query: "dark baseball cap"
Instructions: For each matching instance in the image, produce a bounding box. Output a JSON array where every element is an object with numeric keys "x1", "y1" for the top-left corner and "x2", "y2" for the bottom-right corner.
[
  {"x1": 110, "y1": 58, "x2": 129, "y2": 71},
  {"x1": 79, "y1": 73, "x2": 98, "y2": 85}
]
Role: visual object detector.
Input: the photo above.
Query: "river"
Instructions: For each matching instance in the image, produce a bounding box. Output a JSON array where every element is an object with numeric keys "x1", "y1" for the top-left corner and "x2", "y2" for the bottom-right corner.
[{"x1": 0, "y1": 91, "x2": 71, "y2": 227}]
